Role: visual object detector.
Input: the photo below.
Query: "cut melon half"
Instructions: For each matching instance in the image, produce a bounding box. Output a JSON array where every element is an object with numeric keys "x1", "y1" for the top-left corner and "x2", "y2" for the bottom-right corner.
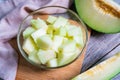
[{"x1": 75, "y1": 0, "x2": 120, "y2": 33}]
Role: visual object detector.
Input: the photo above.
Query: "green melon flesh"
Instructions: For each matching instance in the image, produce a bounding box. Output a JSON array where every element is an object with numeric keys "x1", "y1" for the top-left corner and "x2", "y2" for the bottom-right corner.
[
  {"x1": 31, "y1": 18, "x2": 48, "y2": 29},
  {"x1": 36, "y1": 35, "x2": 52, "y2": 50},
  {"x1": 22, "y1": 37, "x2": 38, "y2": 54},
  {"x1": 47, "y1": 15, "x2": 57, "y2": 24},
  {"x1": 53, "y1": 16, "x2": 68, "y2": 29},
  {"x1": 23, "y1": 27, "x2": 35, "y2": 39},
  {"x1": 37, "y1": 49, "x2": 56, "y2": 64},
  {"x1": 72, "y1": 52, "x2": 120, "y2": 80},
  {"x1": 28, "y1": 50, "x2": 41, "y2": 64},
  {"x1": 75, "y1": 0, "x2": 120, "y2": 33},
  {"x1": 47, "y1": 58, "x2": 58, "y2": 67},
  {"x1": 22, "y1": 15, "x2": 84, "y2": 67}
]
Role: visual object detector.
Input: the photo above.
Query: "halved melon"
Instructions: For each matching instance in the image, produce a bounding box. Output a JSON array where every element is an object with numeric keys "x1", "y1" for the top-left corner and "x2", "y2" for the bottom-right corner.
[{"x1": 75, "y1": 0, "x2": 120, "y2": 33}]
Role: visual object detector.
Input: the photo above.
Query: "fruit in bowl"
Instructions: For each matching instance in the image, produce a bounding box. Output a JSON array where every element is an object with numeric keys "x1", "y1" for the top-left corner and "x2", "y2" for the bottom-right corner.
[
  {"x1": 22, "y1": 15, "x2": 84, "y2": 67},
  {"x1": 17, "y1": 6, "x2": 88, "y2": 69}
]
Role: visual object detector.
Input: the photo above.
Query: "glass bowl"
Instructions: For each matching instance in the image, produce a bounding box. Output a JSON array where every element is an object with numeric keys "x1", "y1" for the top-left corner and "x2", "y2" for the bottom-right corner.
[{"x1": 17, "y1": 6, "x2": 88, "y2": 69}]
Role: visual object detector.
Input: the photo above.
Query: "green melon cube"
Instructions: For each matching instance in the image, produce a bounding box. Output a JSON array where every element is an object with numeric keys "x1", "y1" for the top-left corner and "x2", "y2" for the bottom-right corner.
[
  {"x1": 22, "y1": 37, "x2": 38, "y2": 54},
  {"x1": 28, "y1": 50, "x2": 41, "y2": 64},
  {"x1": 31, "y1": 18, "x2": 48, "y2": 29},
  {"x1": 37, "y1": 49, "x2": 56, "y2": 64},
  {"x1": 74, "y1": 35, "x2": 84, "y2": 47},
  {"x1": 47, "y1": 25, "x2": 54, "y2": 37},
  {"x1": 53, "y1": 16, "x2": 68, "y2": 29},
  {"x1": 54, "y1": 27, "x2": 67, "y2": 36},
  {"x1": 59, "y1": 40, "x2": 77, "y2": 53},
  {"x1": 57, "y1": 51, "x2": 77, "y2": 66},
  {"x1": 47, "y1": 15, "x2": 57, "y2": 24},
  {"x1": 47, "y1": 58, "x2": 58, "y2": 67},
  {"x1": 58, "y1": 47, "x2": 81, "y2": 66},
  {"x1": 36, "y1": 35, "x2": 52, "y2": 50},
  {"x1": 31, "y1": 28, "x2": 46, "y2": 43},
  {"x1": 66, "y1": 24, "x2": 82, "y2": 37},
  {"x1": 23, "y1": 27, "x2": 35, "y2": 39},
  {"x1": 52, "y1": 35, "x2": 64, "y2": 52}
]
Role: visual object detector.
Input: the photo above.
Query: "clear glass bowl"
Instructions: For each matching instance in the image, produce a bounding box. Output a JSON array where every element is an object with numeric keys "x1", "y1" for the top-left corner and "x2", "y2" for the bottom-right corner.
[{"x1": 17, "y1": 6, "x2": 88, "y2": 69}]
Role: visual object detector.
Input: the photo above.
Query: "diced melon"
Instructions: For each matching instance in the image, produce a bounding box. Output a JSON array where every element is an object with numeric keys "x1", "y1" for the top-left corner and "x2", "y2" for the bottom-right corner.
[
  {"x1": 22, "y1": 15, "x2": 84, "y2": 67},
  {"x1": 31, "y1": 28, "x2": 46, "y2": 43},
  {"x1": 66, "y1": 24, "x2": 82, "y2": 37},
  {"x1": 74, "y1": 35, "x2": 84, "y2": 47},
  {"x1": 37, "y1": 49, "x2": 56, "y2": 64},
  {"x1": 22, "y1": 37, "x2": 38, "y2": 54},
  {"x1": 47, "y1": 15, "x2": 57, "y2": 24},
  {"x1": 52, "y1": 36, "x2": 64, "y2": 52},
  {"x1": 28, "y1": 50, "x2": 41, "y2": 64},
  {"x1": 23, "y1": 27, "x2": 35, "y2": 39},
  {"x1": 31, "y1": 18, "x2": 48, "y2": 29},
  {"x1": 47, "y1": 58, "x2": 58, "y2": 67},
  {"x1": 47, "y1": 25, "x2": 54, "y2": 38},
  {"x1": 54, "y1": 27, "x2": 67, "y2": 36},
  {"x1": 58, "y1": 51, "x2": 77, "y2": 66},
  {"x1": 36, "y1": 35, "x2": 52, "y2": 50},
  {"x1": 72, "y1": 52, "x2": 120, "y2": 80},
  {"x1": 59, "y1": 40, "x2": 77, "y2": 53},
  {"x1": 53, "y1": 16, "x2": 68, "y2": 29},
  {"x1": 58, "y1": 47, "x2": 80, "y2": 66}
]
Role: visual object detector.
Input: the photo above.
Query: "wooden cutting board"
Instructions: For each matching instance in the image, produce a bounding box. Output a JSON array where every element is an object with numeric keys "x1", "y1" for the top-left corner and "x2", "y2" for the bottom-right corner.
[{"x1": 9, "y1": 15, "x2": 91, "y2": 80}]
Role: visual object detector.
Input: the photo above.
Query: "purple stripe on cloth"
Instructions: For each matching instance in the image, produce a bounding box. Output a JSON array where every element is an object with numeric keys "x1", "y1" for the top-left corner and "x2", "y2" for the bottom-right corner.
[{"x1": 0, "y1": 42, "x2": 18, "y2": 80}]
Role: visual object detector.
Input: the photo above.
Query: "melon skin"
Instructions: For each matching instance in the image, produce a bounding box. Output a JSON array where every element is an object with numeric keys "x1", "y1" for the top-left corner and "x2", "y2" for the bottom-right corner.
[
  {"x1": 72, "y1": 52, "x2": 120, "y2": 80},
  {"x1": 75, "y1": 0, "x2": 120, "y2": 33}
]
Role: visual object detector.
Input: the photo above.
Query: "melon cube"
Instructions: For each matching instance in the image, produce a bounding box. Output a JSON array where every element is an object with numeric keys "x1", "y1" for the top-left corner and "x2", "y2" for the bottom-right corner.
[
  {"x1": 52, "y1": 35, "x2": 64, "y2": 52},
  {"x1": 23, "y1": 27, "x2": 35, "y2": 39},
  {"x1": 31, "y1": 18, "x2": 48, "y2": 29},
  {"x1": 54, "y1": 27, "x2": 67, "y2": 36},
  {"x1": 37, "y1": 49, "x2": 56, "y2": 64},
  {"x1": 47, "y1": 25, "x2": 54, "y2": 37},
  {"x1": 36, "y1": 35, "x2": 52, "y2": 50},
  {"x1": 57, "y1": 51, "x2": 76, "y2": 66},
  {"x1": 66, "y1": 24, "x2": 82, "y2": 37},
  {"x1": 22, "y1": 37, "x2": 38, "y2": 54},
  {"x1": 53, "y1": 16, "x2": 68, "y2": 29},
  {"x1": 74, "y1": 35, "x2": 84, "y2": 47},
  {"x1": 59, "y1": 40, "x2": 77, "y2": 53},
  {"x1": 47, "y1": 15, "x2": 57, "y2": 24},
  {"x1": 28, "y1": 50, "x2": 41, "y2": 64},
  {"x1": 31, "y1": 28, "x2": 46, "y2": 43},
  {"x1": 47, "y1": 58, "x2": 58, "y2": 67},
  {"x1": 58, "y1": 47, "x2": 81, "y2": 66}
]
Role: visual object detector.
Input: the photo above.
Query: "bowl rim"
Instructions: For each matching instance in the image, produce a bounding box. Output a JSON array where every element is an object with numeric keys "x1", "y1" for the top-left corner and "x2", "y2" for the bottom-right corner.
[{"x1": 17, "y1": 6, "x2": 88, "y2": 69}]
